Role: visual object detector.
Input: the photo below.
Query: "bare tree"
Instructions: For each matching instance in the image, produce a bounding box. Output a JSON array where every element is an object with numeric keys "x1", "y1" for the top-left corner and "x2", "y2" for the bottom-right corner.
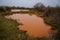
[{"x1": 34, "y1": 2, "x2": 45, "y2": 12}]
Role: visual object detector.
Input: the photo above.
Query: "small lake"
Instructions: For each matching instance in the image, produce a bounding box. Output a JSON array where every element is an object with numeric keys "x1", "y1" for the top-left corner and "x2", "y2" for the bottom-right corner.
[{"x1": 5, "y1": 13, "x2": 51, "y2": 37}]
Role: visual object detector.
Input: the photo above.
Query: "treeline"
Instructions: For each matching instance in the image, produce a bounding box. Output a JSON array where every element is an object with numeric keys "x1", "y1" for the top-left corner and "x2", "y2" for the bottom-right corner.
[{"x1": 0, "y1": 6, "x2": 33, "y2": 12}]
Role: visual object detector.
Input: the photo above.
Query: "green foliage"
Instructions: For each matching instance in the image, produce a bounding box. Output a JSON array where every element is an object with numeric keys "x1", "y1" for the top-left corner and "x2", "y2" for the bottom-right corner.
[
  {"x1": 0, "y1": 13, "x2": 43, "y2": 40},
  {"x1": 0, "y1": 14, "x2": 19, "y2": 40}
]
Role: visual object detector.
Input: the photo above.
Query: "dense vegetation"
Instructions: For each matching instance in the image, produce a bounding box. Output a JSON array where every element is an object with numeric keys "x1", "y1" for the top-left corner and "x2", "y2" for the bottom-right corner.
[
  {"x1": 43, "y1": 7, "x2": 60, "y2": 40},
  {"x1": 0, "y1": 6, "x2": 43, "y2": 40},
  {"x1": 0, "y1": 13, "x2": 19, "y2": 40},
  {"x1": 34, "y1": 3, "x2": 60, "y2": 40},
  {"x1": 0, "y1": 3, "x2": 60, "y2": 40}
]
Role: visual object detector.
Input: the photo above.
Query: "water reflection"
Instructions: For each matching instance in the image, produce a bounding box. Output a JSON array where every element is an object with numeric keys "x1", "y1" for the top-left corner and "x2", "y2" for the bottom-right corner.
[{"x1": 5, "y1": 13, "x2": 51, "y2": 37}]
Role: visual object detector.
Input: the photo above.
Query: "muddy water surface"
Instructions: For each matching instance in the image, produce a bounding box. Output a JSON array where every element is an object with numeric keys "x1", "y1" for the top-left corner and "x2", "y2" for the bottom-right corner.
[{"x1": 5, "y1": 13, "x2": 51, "y2": 37}]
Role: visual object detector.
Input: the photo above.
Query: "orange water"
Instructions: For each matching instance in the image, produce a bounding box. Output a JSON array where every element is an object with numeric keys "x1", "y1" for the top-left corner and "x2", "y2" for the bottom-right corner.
[{"x1": 5, "y1": 14, "x2": 51, "y2": 37}]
